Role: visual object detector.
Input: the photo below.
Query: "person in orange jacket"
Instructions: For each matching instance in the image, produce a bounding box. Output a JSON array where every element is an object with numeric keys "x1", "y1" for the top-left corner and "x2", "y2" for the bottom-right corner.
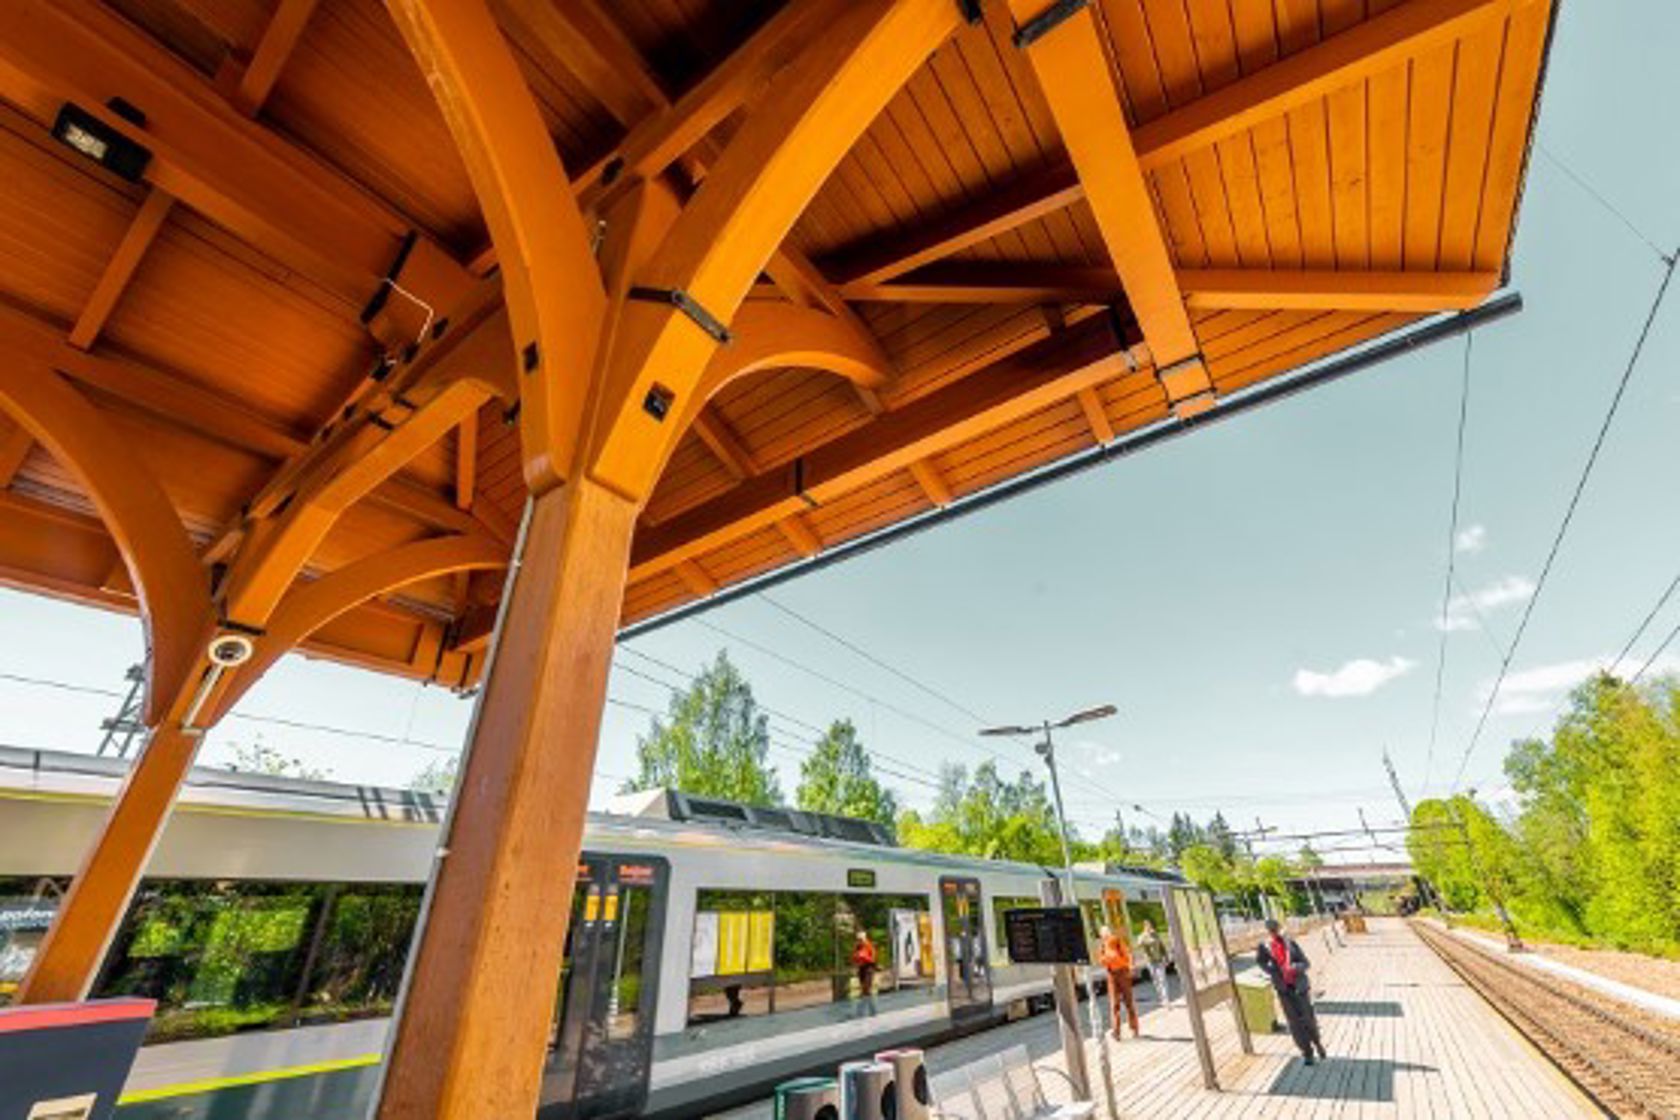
[
  {"x1": 1099, "y1": 925, "x2": 1139, "y2": 1039},
  {"x1": 852, "y1": 929, "x2": 878, "y2": 998}
]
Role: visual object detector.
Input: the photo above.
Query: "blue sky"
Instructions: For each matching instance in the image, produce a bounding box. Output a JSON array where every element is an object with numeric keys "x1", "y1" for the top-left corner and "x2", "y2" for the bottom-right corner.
[{"x1": 3, "y1": 1, "x2": 1678, "y2": 864}]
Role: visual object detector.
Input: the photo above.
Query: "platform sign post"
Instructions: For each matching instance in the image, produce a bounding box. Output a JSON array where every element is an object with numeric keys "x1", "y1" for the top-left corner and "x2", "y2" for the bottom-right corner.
[
  {"x1": 1162, "y1": 885, "x2": 1252, "y2": 1091},
  {"x1": 1035, "y1": 881, "x2": 1091, "y2": 1104}
]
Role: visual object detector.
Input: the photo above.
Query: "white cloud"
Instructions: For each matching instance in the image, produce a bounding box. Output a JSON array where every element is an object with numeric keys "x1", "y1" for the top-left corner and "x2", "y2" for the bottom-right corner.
[
  {"x1": 1293, "y1": 656, "x2": 1416, "y2": 698},
  {"x1": 1479, "y1": 652, "x2": 1680, "y2": 717},
  {"x1": 1072, "y1": 739, "x2": 1122, "y2": 767},
  {"x1": 1454, "y1": 524, "x2": 1488, "y2": 554},
  {"x1": 1435, "y1": 574, "x2": 1535, "y2": 632}
]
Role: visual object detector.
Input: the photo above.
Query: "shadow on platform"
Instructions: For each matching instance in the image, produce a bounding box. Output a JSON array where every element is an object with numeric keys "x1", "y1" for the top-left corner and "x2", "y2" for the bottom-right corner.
[
  {"x1": 1313, "y1": 999, "x2": 1404, "y2": 1017},
  {"x1": 1265, "y1": 1058, "x2": 1434, "y2": 1102}
]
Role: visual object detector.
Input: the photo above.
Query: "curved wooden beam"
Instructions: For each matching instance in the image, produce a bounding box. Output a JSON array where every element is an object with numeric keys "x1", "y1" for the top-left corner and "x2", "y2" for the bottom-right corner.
[
  {"x1": 691, "y1": 302, "x2": 889, "y2": 405},
  {"x1": 209, "y1": 535, "x2": 505, "y2": 724},
  {"x1": 586, "y1": 0, "x2": 960, "y2": 500},
  {"x1": 219, "y1": 375, "x2": 498, "y2": 627},
  {"x1": 0, "y1": 360, "x2": 206, "y2": 721},
  {"x1": 386, "y1": 0, "x2": 607, "y2": 495}
]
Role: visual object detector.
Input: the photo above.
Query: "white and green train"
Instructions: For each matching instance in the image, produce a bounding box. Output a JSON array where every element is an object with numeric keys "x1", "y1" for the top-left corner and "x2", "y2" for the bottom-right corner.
[{"x1": 0, "y1": 746, "x2": 1180, "y2": 1118}]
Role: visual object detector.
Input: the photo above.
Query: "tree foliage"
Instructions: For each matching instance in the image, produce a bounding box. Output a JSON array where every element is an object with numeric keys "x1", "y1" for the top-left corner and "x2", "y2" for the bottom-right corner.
[
  {"x1": 897, "y1": 761, "x2": 1067, "y2": 865},
  {"x1": 225, "y1": 738, "x2": 330, "y2": 782},
  {"x1": 623, "y1": 650, "x2": 783, "y2": 806},
  {"x1": 795, "y1": 719, "x2": 898, "y2": 825},
  {"x1": 1410, "y1": 673, "x2": 1680, "y2": 955}
]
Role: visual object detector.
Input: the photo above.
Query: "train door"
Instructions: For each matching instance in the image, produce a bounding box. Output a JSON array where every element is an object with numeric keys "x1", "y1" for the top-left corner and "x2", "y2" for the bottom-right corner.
[
  {"x1": 938, "y1": 876, "x2": 992, "y2": 1022},
  {"x1": 542, "y1": 854, "x2": 668, "y2": 1120}
]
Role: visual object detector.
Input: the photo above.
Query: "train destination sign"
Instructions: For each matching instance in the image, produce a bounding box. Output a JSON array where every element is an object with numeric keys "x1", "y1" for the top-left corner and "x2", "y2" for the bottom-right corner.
[{"x1": 1003, "y1": 907, "x2": 1089, "y2": 965}]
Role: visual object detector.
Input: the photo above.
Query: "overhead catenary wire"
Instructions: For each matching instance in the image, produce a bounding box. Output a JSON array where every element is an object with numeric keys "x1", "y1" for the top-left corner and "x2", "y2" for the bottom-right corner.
[
  {"x1": 1537, "y1": 143, "x2": 1674, "y2": 266},
  {"x1": 1423, "y1": 332, "x2": 1476, "y2": 795},
  {"x1": 1453, "y1": 252, "x2": 1678, "y2": 790}
]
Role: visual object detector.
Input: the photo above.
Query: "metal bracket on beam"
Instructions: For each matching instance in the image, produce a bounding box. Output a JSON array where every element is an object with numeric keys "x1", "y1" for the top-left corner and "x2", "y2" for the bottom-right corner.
[
  {"x1": 1012, "y1": 0, "x2": 1087, "y2": 48},
  {"x1": 359, "y1": 231, "x2": 419, "y2": 325},
  {"x1": 627, "y1": 287, "x2": 733, "y2": 344},
  {"x1": 956, "y1": 0, "x2": 984, "y2": 25}
]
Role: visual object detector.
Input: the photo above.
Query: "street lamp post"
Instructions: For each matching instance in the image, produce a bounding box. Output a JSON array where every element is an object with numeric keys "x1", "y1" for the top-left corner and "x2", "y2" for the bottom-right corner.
[{"x1": 981, "y1": 704, "x2": 1119, "y2": 1120}]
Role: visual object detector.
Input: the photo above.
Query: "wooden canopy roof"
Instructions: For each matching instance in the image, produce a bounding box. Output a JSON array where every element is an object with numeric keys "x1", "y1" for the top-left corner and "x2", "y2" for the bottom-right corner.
[{"x1": 0, "y1": 0, "x2": 1552, "y2": 691}]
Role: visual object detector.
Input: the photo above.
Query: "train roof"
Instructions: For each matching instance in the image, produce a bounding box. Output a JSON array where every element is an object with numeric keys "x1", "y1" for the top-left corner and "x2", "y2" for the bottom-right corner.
[{"x1": 0, "y1": 746, "x2": 1182, "y2": 889}]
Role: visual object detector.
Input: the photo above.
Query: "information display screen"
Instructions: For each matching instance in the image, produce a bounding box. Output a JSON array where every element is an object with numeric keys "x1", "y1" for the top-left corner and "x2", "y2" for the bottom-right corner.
[{"x1": 1002, "y1": 906, "x2": 1090, "y2": 965}]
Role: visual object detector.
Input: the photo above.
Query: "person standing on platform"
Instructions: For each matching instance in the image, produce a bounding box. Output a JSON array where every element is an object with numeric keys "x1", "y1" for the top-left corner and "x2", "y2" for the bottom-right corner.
[
  {"x1": 852, "y1": 930, "x2": 878, "y2": 1004},
  {"x1": 1137, "y1": 920, "x2": 1172, "y2": 1008},
  {"x1": 1257, "y1": 918, "x2": 1327, "y2": 1065},
  {"x1": 1098, "y1": 925, "x2": 1139, "y2": 1039}
]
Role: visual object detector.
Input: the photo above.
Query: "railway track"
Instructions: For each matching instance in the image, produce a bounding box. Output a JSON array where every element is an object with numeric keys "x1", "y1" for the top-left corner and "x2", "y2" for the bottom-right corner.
[{"x1": 1413, "y1": 920, "x2": 1680, "y2": 1120}]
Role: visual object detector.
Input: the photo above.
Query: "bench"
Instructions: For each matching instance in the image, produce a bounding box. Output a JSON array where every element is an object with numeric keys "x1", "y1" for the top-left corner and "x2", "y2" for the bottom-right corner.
[{"x1": 926, "y1": 1044, "x2": 1095, "y2": 1120}]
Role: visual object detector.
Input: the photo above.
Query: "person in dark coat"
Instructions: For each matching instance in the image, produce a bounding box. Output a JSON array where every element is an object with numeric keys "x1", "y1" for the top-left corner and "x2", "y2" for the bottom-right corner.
[{"x1": 1256, "y1": 918, "x2": 1327, "y2": 1065}]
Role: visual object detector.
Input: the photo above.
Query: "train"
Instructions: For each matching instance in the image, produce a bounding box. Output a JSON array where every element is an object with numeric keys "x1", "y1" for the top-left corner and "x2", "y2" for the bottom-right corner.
[{"x1": 0, "y1": 746, "x2": 1182, "y2": 1118}]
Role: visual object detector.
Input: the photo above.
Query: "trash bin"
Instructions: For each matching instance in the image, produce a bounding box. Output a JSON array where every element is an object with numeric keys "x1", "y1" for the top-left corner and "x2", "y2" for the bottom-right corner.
[
  {"x1": 1237, "y1": 975, "x2": 1277, "y2": 1035},
  {"x1": 838, "y1": 1059, "x2": 895, "y2": 1120},
  {"x1": 775, "y1": 1076, "x2": 840, "y2": 1120},
  {"x1": 875, "y1": 1048, "x2": 931, "y2": 1120}
]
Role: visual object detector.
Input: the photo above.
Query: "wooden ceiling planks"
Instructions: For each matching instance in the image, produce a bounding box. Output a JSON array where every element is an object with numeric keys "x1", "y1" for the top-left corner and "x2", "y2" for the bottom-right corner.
[{"x1": 0, "y1": 0, "x2": 1552, "y2": 676}]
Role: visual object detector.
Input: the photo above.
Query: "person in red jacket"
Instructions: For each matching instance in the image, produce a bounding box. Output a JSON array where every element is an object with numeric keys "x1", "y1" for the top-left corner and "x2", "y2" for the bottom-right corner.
[
  {"x1": 852, "y1": 929, "x2": 878, "y2": 998},
  {"x1": 1099, "y1": 926, "x2": 1139, "y2": 1039}
]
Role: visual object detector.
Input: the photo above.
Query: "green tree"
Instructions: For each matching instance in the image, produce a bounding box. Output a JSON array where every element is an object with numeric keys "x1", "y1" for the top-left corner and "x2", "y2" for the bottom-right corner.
[
  {"x1": 225, "y1": 737, "x2": 330, "y2": 781},
  {"x1": 795, "y1": 719, "x2": 898, "y2": 825},
  {"x1": 898, "y1": 761, "x2": 1068, "y2": 864},
  {"x1": 622, "y1": 650, "x2": 783, "y2": 806},
  {"x1": 409, "y1": 755, "x2": 459, "y2": 795}
]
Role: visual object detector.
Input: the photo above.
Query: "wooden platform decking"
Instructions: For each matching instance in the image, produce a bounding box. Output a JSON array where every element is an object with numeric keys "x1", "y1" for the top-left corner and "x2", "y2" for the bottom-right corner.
[
  {"x1": 719, "y1": 918, "x2": 1602, "y2": 1119},
  {"x1": 1090, "y1": 918, "x2": 1600, "y2": 1119}
]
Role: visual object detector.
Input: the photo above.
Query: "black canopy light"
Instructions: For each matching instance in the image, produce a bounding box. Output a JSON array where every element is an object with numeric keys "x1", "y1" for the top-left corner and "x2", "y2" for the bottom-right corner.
[{"x1": 52, "y1": 101, "x2": 151, "y2": 183}]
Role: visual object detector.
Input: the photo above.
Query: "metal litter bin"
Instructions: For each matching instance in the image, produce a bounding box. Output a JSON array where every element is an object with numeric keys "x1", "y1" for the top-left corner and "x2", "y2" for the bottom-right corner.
[
  {"x1": 775, "y1": 1076, "x2": 840, "y2": 1120},
  {"x1": 1237, "y1": 975, "x2": 1277, "y2": 1035},
  {"x1": 875, "y1": 1048, "x2": 931, "y2": 1120},
  {"x1": 838, "y1": 1059, "x2": 895, "y2": 1120}
]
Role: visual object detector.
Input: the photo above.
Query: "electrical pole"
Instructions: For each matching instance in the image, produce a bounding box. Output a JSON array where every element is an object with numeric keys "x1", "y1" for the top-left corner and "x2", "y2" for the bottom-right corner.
[
  {"x1": 981, "y1": 707, "x2": 1120, "y2": 1120},
  {"x1": 1383, "y1": 748, "x2": 1447, "y2": 916},
  {"x1": 1450, "y1": 791, "x2": 1525, "y2": 952}
]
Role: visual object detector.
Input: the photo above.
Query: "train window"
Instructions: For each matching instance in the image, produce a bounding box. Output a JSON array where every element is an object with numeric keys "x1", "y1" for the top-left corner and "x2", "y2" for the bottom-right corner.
[
  {"x1": 687, "y1": 890, "x2": 773, "y2": 1024},
  {"x1": 989, "y1": 896, "x2": 1040, "y2": 965},
  {"x1": 86, "y1": 879, "x2": 422, "y2": 1043},
  {"x1": 684, "y1": 888, "x2": 935, "y2": 1034}
]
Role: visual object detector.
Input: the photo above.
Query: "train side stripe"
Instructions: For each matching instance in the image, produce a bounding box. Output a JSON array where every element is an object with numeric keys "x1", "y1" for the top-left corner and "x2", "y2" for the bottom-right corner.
[{"x1": 115, "y1": 1052, "x2": 381, "y2": 1103}]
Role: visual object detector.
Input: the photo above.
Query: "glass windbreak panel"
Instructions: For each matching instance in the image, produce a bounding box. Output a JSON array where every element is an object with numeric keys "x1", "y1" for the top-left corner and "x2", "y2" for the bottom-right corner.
[
  {"x1": 686, "y1": 890, "x2": 773, "y2": 1025},
  {"x1": 0, "y1": 877, "x2": 67, "y2": 1005}
]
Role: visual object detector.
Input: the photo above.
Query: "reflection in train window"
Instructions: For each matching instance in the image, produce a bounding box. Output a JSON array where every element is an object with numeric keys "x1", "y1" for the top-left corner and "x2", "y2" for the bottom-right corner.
[
  {"x1": 89, "y1": 879, "x2": 421, "y2": 1043},
  {"x1": 685, "y1": 889, "x2": 932, "y2": 1028}
]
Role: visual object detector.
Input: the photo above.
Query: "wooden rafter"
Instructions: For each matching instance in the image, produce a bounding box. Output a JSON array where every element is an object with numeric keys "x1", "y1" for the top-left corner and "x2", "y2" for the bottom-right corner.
[
  {"x1": 1075, "y1": 387, "x2": 1115, "y2": 444},
  {"x1": 0, "y1": 0, "x2": 470, "y2": 315},
  {"x1": 230, "y1": 0, "x2": 322, "y2": 115},
  {"x1": 908, "y1": 459, "x2": 952, "y2": 506},
  {"x1": 631, "y1": 312, "x2": 1140, "y2": 582},
  {"x1": 692, "y1": 411, "x2": 756, "y2": 480},
  {"x1": 823, "y1": 0, "x2": 1517, "y2": 293},
  {"x1": 775, "y1": 514, "x2": 823, "y2": 558},
  {"x1": 494, "y1": 0, "x2": 666, "y2": 127},
  {"x1": 68, "y1": 188, "x2": 174, "y2": 351},
  {"x1": 846, "y1": 262, "x2": 1501, "y2": 311},
  {"x1": 1005, "y1": 0, "x2": 1202, "y2": 391}
]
